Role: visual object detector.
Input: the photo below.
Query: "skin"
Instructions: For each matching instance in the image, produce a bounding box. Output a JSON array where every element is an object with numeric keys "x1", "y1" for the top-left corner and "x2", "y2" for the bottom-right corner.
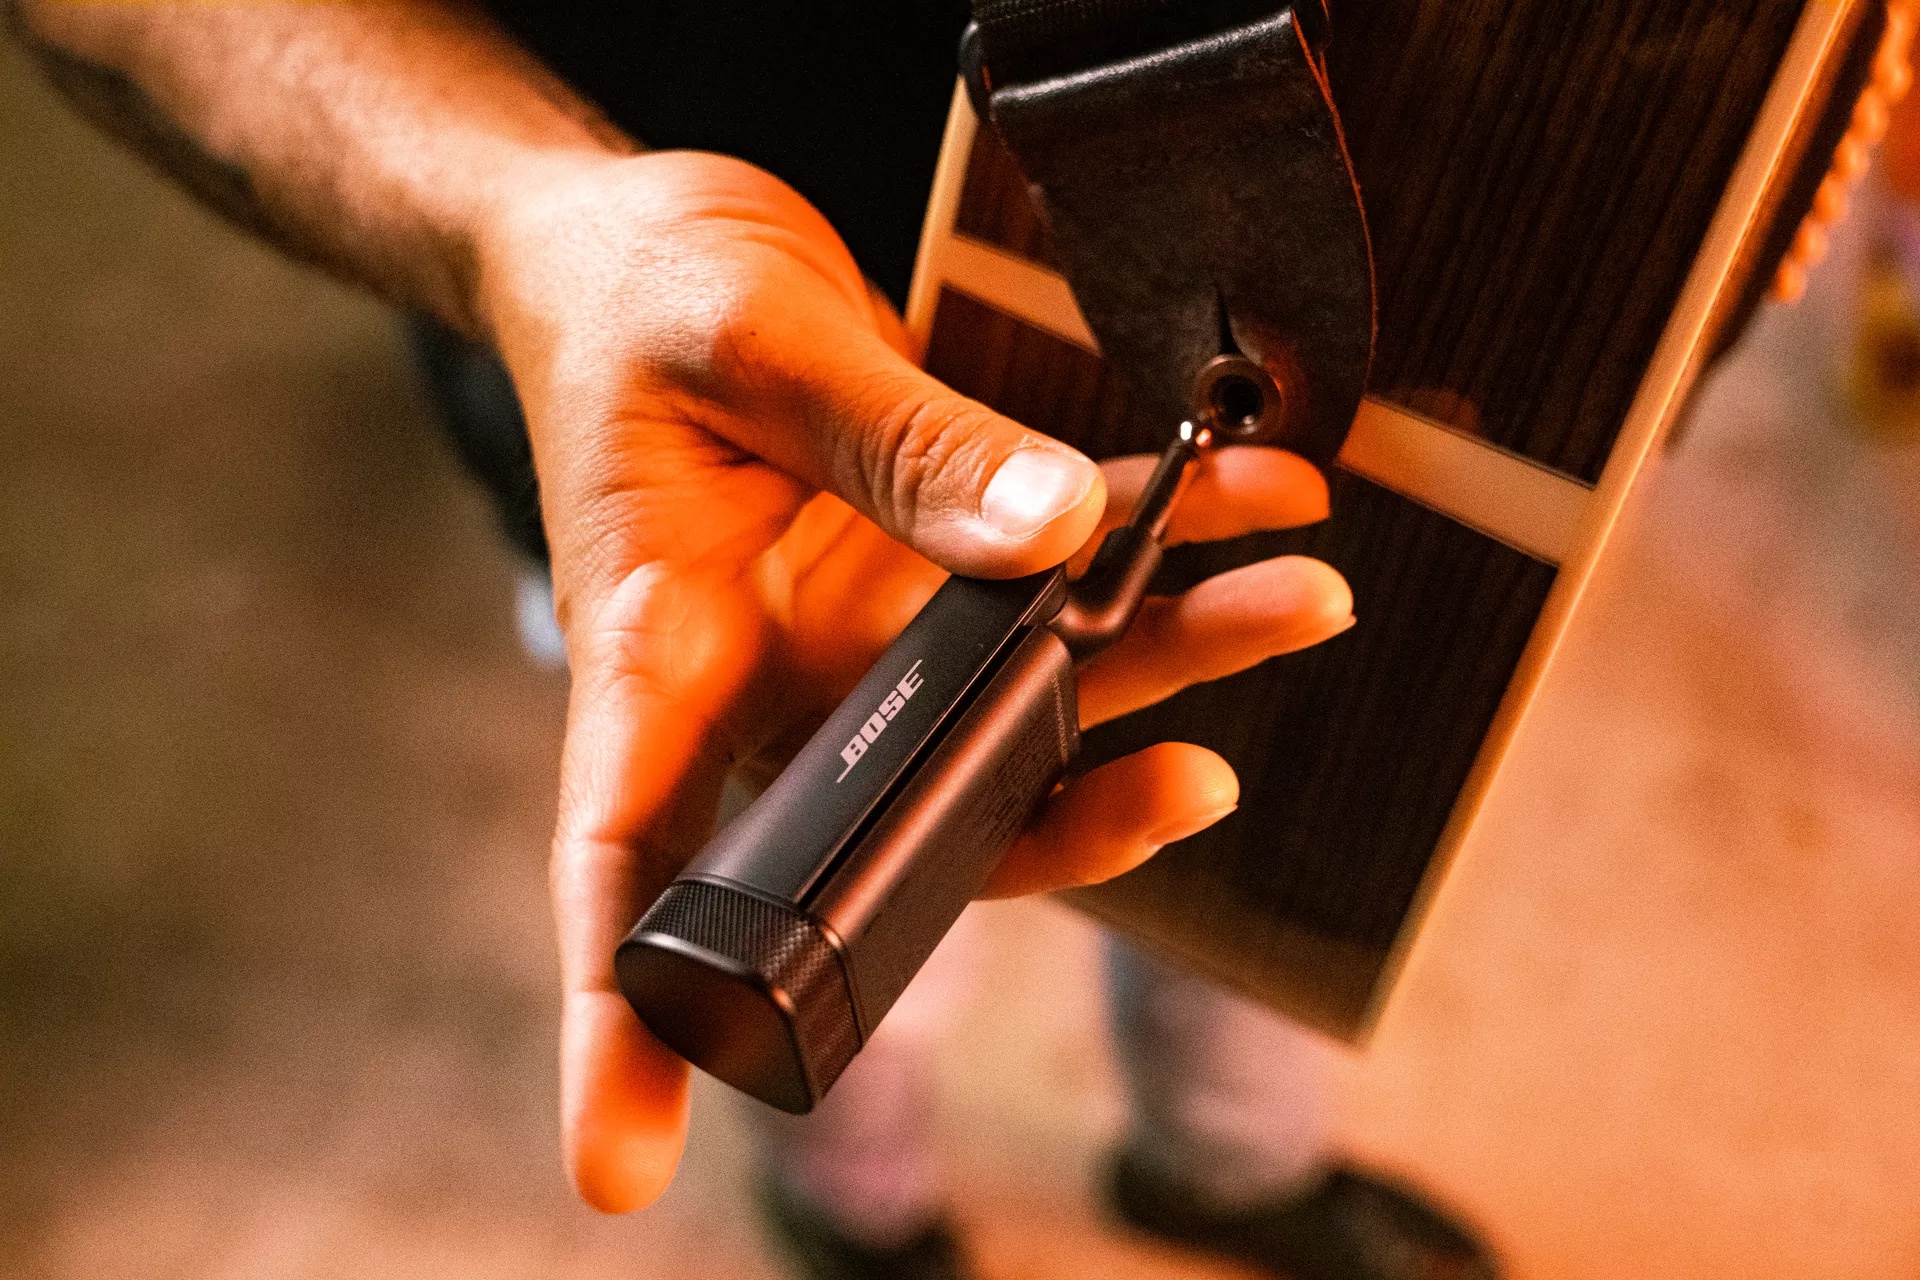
[{"x1": 12, "y1": 0, "x2": 1354, "y2": 1212}]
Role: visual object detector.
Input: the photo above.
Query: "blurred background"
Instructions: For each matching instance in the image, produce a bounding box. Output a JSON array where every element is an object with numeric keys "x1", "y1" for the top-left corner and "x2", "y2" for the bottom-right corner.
[{"x1": 7, "y1": 23, "x2": 1920, "y2": 1280}]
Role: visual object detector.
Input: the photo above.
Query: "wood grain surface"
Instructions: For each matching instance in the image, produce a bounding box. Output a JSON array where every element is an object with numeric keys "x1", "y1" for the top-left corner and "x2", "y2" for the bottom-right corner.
[{"x1": 923, "y1": 1, "x2": 1876, "y2": 1034}]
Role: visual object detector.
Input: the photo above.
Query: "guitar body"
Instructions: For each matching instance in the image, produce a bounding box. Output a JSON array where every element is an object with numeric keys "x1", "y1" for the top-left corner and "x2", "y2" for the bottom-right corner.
[{"x1": 906, "y1": 1, "x2": 1892, "y2": 1037}]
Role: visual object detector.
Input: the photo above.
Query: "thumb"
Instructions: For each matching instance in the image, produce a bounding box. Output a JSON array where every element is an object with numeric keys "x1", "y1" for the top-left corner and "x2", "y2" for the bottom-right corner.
[{"x1": 713, "y1": 308, "x2": 1106, "y2": 579}]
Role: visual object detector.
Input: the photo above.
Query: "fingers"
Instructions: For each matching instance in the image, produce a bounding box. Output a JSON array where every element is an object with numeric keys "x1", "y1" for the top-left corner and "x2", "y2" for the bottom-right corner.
[
  {"x1": 796, "y1": 337, "x2": 1104, "y2": 578},
  {"x1": 550, "y1": 563, "x2": 760, "y2": 1212},
  {"x1": 1077, "y1": 555, "x2": 1354, "y2": 728},
  {"x1": 983, "y1": 554, "x2": 1350, "y2": 901},
  {"x1": 707, "y1": 281, "x2": 1105, "y2": 581},
  {"x1": 981, "y1": 742, "x2": 1238, "y2": 899},
  {"x1": 1068, "y1": 446, "x2": 1328, "y2": 575},
  {"x1": 1106, "y1": 445, "x2": 1330, "y2": 543},
  {"x1": 563, "y1": 989, "x2": 691, "y2": 1213}
]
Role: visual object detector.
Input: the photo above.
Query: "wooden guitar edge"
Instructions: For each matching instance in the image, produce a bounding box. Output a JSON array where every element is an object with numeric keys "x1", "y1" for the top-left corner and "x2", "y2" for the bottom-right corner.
[{"x1": 1375, "y1": 0, "x2": 1863, "y2": 1026}]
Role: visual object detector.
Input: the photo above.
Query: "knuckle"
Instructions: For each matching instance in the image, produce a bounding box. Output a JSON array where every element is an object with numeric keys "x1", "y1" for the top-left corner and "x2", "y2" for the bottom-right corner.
[{"x1": 845, "y1": 386, "x2": 996, "y2": 531}]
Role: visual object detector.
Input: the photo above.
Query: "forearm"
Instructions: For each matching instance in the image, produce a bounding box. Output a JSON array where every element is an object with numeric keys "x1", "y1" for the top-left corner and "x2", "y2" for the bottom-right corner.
[{"x1": 10, "y1": 0, "x2": 633, "y2": 337}]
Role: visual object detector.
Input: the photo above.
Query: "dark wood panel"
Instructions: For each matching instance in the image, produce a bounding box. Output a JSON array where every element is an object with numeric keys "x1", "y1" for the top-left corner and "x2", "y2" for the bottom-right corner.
[
  {"x1": 954, "y1": 124, "x2": 1057, "y2": 266},
  {"x1": 926, "y1": 291, "x2": 1554, "y2": 1033},
  {"x1": 1075, "y1": 478, "x2": 1555, "y2": 1033},
  {"x1": 1334, "y1": 2, "x2": 1810, "y2": 481}
]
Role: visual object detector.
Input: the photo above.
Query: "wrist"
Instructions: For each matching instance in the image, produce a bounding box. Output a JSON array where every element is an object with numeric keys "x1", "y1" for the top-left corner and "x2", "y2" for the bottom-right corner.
[{"x1": 463, "y1": 143, "x2": 640, "y2": 357}]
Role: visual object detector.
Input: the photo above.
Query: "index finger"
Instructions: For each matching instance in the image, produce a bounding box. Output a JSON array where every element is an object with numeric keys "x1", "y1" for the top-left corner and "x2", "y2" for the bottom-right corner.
[
  {"x1": 550, "y1": 561, "x2": 762, "y2": 1213},
  {"x1": 1094, "y1": 445, "x2": 1329, "y2": 547}
]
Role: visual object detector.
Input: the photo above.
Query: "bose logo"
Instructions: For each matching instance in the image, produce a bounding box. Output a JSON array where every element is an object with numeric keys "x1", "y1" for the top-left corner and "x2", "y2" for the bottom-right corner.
[{"x1": 836, "y1": 660, "x2": 925, "y2": 782}]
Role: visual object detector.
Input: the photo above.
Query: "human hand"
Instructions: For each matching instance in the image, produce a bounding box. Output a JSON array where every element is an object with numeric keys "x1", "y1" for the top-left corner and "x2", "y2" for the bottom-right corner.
[{"x1": 474, "y1": 149, "x2": 1353, "y2": 1211}]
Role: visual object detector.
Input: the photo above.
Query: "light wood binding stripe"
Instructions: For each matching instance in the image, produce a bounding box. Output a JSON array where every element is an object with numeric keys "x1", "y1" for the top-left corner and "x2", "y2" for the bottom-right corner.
[
  {"x1": 943, "y1": 235, "x2": 1101, "y2": 349},
  {"x1": 1341, "y1": 402, "x2": 1590, "y2": 565},
  {"x1": 905, "y1": 81, "x2": 980, "y2": 351},
  {"x1": 920, "y1": 223, "x2": 1595, "y2": 565}
]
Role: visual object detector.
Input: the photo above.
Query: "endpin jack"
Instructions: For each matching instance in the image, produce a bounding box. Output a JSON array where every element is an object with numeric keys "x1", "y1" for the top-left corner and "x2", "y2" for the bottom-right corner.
[{"x1": 1055, "y1": 354, "x2": 1284, "y2": 656}]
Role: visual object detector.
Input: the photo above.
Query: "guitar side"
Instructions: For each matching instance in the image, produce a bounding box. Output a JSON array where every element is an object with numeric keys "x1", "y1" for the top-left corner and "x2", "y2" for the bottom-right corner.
[{"x1": 906, "y1": 1, "x2": 1890, "y2": 1037}]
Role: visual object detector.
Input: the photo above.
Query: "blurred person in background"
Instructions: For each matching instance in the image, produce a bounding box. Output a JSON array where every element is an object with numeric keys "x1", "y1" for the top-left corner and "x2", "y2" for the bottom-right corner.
[{"x1": 80, "y1": 2, "x2": 1911, "y2": 1278}]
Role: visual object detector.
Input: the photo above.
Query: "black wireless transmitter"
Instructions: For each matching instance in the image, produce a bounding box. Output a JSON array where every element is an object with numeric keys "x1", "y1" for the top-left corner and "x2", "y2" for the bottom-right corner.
[{"x1": 616, "y1": 355, "x2": 1284, "y2": 1114}]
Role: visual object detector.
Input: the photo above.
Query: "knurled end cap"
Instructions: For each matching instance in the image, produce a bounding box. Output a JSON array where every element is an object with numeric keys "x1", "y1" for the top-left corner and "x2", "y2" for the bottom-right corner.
[{"x1": 617, "y1": 879, "x2": 862, "y2": 1114}]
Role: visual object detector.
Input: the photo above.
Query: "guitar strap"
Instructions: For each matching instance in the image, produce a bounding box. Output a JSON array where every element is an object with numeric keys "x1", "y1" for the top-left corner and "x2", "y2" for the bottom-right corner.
[
  {"x1": 960, "y1": 0, "x2": 1369, "y2": 468},
  {"x1": 969, "y1": 0, "x2": 1329, "y2": 87}
]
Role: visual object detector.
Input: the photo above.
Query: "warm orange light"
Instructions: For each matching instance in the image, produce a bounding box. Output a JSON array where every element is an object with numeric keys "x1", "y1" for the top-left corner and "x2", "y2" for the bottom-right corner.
[{"x1": 1772, "y1": 1, "x2": 1917, "y2": 303}]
